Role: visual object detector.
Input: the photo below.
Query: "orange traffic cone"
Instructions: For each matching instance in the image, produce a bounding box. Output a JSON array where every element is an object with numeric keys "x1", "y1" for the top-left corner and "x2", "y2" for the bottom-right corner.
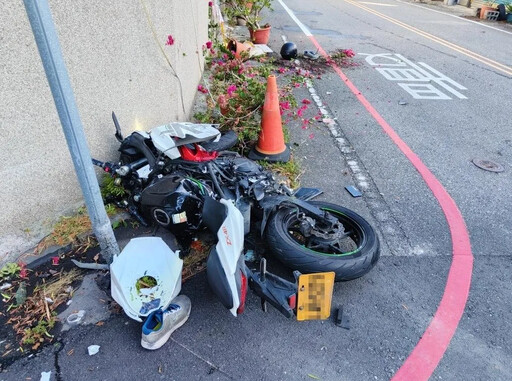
[{"x1": 248, "y1": 75, "x2": 290, "y2": 162}]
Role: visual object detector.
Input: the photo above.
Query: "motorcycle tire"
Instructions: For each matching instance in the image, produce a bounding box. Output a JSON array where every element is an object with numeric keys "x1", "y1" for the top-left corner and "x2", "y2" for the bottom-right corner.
[{"x1": 265, "y1": 201, "x2": 380, "y2": 281}]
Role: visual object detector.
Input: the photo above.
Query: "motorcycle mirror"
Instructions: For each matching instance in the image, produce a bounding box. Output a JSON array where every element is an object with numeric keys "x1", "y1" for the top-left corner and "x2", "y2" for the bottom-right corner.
[{"x1": 112, "y1": 111, "x2": 124, "y2": 142}]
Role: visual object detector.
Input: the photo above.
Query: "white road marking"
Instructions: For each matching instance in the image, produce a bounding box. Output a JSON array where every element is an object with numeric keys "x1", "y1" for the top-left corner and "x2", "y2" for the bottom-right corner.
[
  {"x1": 360, "y1": 52, "x2": 468, "y2": 99},
  {"x1": 361, "y1": 2, "x2": 398, "y2": 6},
  {"x1": 277, "y1": 0, "x2": 312, "y2": 36}
]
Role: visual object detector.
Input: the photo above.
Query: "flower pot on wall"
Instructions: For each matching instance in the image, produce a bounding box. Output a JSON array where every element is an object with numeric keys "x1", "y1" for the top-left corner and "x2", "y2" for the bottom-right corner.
[{"x1": 249, "y1": 25, "x2": 271, "y2": 44}]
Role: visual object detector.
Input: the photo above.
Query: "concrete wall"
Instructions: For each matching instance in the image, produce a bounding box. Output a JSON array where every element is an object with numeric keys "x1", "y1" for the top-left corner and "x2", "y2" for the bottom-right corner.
[{"x1": 0, "y1": 0, "x2": 208, "y2": 261}]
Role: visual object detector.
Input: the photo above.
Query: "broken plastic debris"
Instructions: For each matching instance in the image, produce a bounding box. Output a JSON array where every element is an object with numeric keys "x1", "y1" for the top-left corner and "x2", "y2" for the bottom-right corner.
[
  {"x1": 398, "y1": 100, "x2": 408, "y2": 105},
  {"x1": 40, "y1": 371, "x2": 51, "y2": 381},
  {"x1": 0, "y1": 283, "x2": 12, "y2": 290},
  {"x1": 44, "y1": 297, "x2": 54, "y2": 304},
  {"x1": 88, "y1": 345, "x2": 100, "y2": 356},
  {"x1": 66, "y1": 299, "x2": 73, "y2": 306},
  {"x1": 345, "y1": 186, "x2": 362, "y2": 197},
  {"x1": 303, "y1": 50, "x2": 319, "y2": 60},
  {"x1": 67, "y1": 310, "x2": 86, "y2": 326},
  {"x1": 335, "y1": 306, "x2": 350, "y2": 329}
]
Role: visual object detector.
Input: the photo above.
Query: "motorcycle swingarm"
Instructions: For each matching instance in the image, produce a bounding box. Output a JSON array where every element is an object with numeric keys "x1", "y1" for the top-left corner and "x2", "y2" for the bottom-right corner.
[
  {"x1": 246, "y1": 258, "x2": 298, "y2": 319},
  {"x1": 259, "y1": 195, "x2": 338, "y2": 235}
]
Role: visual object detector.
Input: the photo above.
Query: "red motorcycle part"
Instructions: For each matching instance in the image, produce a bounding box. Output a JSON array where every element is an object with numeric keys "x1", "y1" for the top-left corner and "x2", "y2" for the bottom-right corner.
[{"x1": 179, "y1": 144, "x2": 218, "y2": 162}]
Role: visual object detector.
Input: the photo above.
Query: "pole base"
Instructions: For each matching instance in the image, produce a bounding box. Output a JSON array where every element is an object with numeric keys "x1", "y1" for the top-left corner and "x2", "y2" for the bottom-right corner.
[{"x1": 248, "y1": 145, "x2": 290, "y2": 163}]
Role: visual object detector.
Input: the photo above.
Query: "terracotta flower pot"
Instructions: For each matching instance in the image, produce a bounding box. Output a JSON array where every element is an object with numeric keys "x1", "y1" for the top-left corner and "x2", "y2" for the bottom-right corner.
[
  {"x1": 249, "y1": 25, "x2": 271, "y2": 44},
  {"x1": 227, "y1": 39, "x2": 250, "y2": 60},
  {"x1": 479, "y1": 6, "x2": 495, "y2": 19}
]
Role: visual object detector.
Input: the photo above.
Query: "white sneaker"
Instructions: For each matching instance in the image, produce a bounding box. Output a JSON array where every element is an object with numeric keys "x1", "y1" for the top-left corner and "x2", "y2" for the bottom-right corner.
[{"x1": 141, "y1": 295, "x2": 191, "y2": 350}]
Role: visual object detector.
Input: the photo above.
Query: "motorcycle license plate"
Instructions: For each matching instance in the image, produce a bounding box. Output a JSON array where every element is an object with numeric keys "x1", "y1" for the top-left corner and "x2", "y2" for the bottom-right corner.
[{"x1": 296, "y1": 272, "x2": 335, "y2": 321}]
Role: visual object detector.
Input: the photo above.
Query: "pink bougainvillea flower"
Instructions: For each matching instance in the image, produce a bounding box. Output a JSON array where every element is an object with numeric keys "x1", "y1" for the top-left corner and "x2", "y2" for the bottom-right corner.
[
  {"x1": 279, "y1": 101, "x2": 290, "y2": 111},
  {"x1": 297, "y1": 108, "x2": 304, "y2": 117},
  {"x1": 165, "y1": 35, "x2": 175, "y2": 46},
  {"x1": 343, "y1": 49, "x2": 355, "y2": 57},
  {"x1": 278, "y1": 67, "x2": 286, "y2": 74},
  {"x1": 301, "y1": 99, "x2": 311, "y2": 105},
  {"x1": 208, "y1": 1, "x2": 213, "y2": 6},
  {"x1": 227, "y1": 85, "x2": 237, "y2": 97},
  {"x1": 197, "y1": 84, "x2": 208, "y2": 94},
  {"x1": 309, "y1": 133, "x2": 315, "y2": 139},
  {"x1": 217, "y1": 94, "x2": 228, "y2": 108},
  {"x1": 206, "y1": 41, "x2": 212, "y2": 49},
  {"x1": 293, "y1": 83, "x2": 301, "y2": 88},
  {"x1": 18, "y1": 262, "x2": 28, "y2": 279}
]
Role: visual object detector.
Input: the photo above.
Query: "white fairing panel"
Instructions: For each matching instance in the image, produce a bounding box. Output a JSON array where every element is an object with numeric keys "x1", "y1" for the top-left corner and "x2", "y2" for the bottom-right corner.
[
  {"x1": 150, "y1": 123, "x2": 221, "y2": 159},
  {"x1": 110, "y1": 237, "x2": 183, "y2": 321},
  {"x1": 215, "y1": 199, "x2": 245, "y2": 316}
]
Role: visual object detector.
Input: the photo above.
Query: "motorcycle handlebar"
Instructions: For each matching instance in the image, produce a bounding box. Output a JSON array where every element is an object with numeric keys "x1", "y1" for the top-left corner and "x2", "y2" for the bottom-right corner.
[{"x1": 91, "y1": 158, "x2": 116, "y2": 173}]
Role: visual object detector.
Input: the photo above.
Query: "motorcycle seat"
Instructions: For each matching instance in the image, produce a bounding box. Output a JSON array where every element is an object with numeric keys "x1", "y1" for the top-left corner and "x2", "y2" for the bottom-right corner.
[{"x1": 150, "y1": 123, "x2": 220, "y2": 159}]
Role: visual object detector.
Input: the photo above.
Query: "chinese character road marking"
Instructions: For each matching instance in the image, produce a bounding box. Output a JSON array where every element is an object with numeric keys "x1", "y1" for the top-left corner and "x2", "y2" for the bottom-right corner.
[{"x1": 359, "y1": 53, "x2": 467, "y2": 100}]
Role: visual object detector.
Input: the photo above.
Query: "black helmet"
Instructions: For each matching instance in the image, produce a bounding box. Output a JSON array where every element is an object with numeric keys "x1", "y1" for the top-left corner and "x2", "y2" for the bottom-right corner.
[{"x1": 280, "y1": 42, "x2": 298, "y2": 60}]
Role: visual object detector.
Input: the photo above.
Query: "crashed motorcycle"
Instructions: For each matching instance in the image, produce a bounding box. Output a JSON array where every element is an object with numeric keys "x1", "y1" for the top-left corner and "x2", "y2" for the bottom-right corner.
[{"x1": 95, "y1": 113, "x2": 380, "y2": 321}]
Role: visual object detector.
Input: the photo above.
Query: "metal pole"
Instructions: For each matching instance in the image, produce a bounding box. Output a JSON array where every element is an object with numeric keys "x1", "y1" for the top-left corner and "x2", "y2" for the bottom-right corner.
[{"x1": 23, "y1": 0, "x2": 119, "y2": 263}]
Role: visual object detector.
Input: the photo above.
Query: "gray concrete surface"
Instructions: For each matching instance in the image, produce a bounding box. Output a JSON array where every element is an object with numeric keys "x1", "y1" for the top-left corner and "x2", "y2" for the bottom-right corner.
[{"x1": 0, "y1": 0, "x2": 208, "y2": 264}]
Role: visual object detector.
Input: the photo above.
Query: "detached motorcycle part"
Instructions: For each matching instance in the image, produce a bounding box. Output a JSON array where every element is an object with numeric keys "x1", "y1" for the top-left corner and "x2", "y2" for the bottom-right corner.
[
  {"x1": 292, "y1": 187, "x2": 323, "y2": 201},
  {"x1": 265, "y1": 201, "x2": 380, "y2": 281}
]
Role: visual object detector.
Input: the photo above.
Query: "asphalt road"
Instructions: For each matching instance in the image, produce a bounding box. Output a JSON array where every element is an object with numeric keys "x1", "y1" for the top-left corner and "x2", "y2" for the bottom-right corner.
[{"x1": 2, "y1": 1, "x2": 511, "y2": 380}]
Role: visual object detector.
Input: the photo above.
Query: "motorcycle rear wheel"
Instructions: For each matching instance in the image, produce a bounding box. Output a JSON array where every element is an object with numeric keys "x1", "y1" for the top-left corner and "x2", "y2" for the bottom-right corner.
[{"x1": 265, "y1": 201, "x2": 380, "y2": 281}]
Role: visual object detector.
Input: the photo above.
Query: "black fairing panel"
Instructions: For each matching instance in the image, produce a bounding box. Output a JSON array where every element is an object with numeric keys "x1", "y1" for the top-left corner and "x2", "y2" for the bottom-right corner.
[
  {"x1": 119, "y1": 132, "x2": 157, "y2": 168},
  {"x1": 206, "y1": 247, "x2": 234, "y2": 309},
  {"x1": 202, "y1": 197, "x2": 228, "y2": 234},
  {"x1": 140, "y1": 175, "x2": 183, "y2": 206}
]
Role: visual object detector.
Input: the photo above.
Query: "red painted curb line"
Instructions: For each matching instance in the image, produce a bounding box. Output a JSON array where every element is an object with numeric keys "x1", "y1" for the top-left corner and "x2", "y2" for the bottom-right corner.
[{"x1": 308, "y1": 37, "x2": 474, "y2": 380}]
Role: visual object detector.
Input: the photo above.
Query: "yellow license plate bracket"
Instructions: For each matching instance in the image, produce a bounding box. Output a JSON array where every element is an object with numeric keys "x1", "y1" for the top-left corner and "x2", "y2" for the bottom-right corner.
[{"x1": 296, "y1": 272, "x2": 335, "y2": 321}]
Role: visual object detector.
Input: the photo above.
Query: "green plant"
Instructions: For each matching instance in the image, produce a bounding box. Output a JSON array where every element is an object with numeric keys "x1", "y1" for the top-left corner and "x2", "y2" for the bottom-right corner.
[
  {"x1": 260, "y1": 159, "x2": 302, "y2": 189},
  {"x1": 0, "y1": 263, "x2": 21, "y2": 280},
  {"x1": 506, "y1": 2, "x2": 512, "y2": 12},
  {"x1": 483, "y1": 0, "x2": 496, "y2": 6},
  {"x1": 135, "y1": 276, "x2": 157, "y2": 293},
  {"x1": 101, "y1": 174, "x2": 126, "y2": 199},
  {"x1": 22, "y1": 318, "x2": 55, "y2": 346},
  {"x1": 230, "y1": 0, "x2": 273, "y2": 30}
]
